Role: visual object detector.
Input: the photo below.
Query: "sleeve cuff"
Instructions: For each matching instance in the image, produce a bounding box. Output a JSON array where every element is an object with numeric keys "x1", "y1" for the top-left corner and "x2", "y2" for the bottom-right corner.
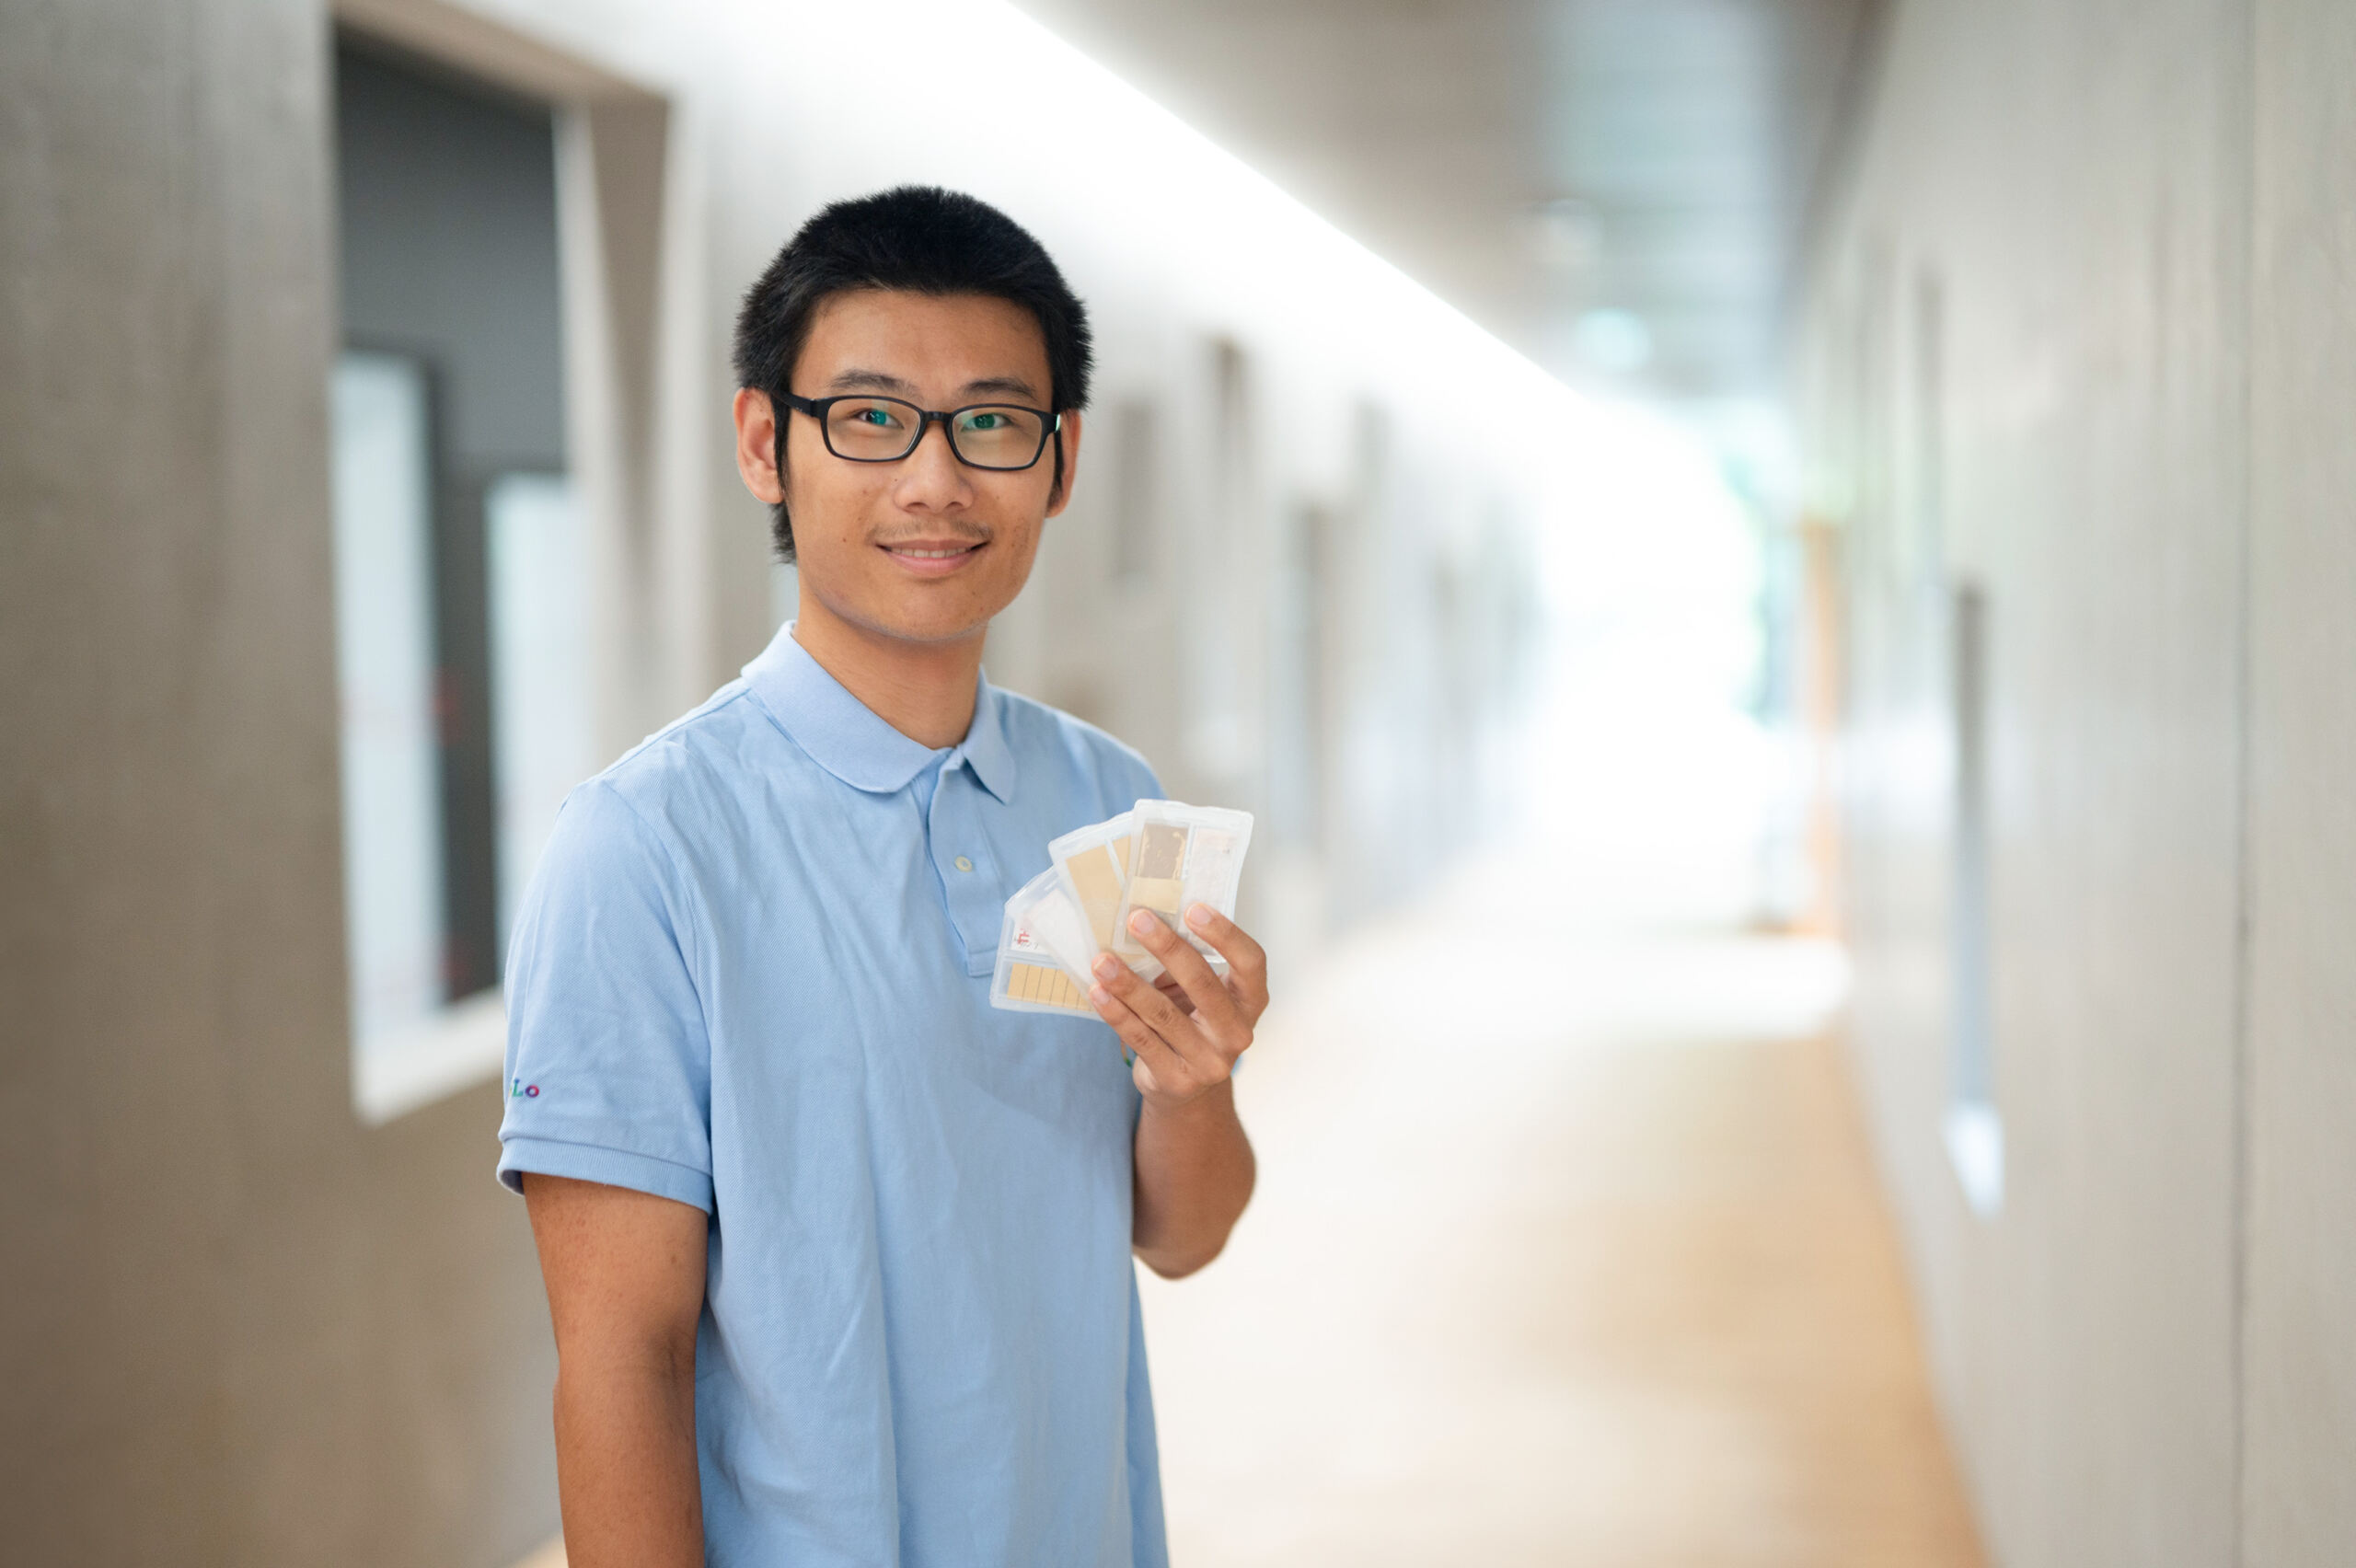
[{"x1": 496, "y1": 1135, "x2": 715, "y2": 1214}]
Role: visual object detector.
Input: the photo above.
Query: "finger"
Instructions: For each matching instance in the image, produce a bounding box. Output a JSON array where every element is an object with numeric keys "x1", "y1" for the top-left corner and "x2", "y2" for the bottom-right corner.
[
  {"x1": 1083, "y1": 946, "x2": 1234, "y2": 1082},
  {"x1": 1152, "y1": 971, "x2": 1197, "y2": 1017},
  {"x1": 1184, "y1": 904, "x2": 1268, "y2": 1020},
  {"x1": 1123, "y1": 909, "x2": 1245, "y2": 1037},
  {"x1": 1087, "y1": 974, "x2": 1184, "y2": 1072},
  {"x1": 1083, "y1": 946, "x2": 1206, "y2": 1055},
  {"x1": 1090, "y1": 975, "x2": 1211, "y2": 1100}
]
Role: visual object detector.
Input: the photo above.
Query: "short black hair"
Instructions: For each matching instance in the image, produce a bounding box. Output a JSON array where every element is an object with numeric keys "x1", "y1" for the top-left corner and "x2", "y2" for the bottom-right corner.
[{"x1": 733, "y1": 186, "x2": 1094, "y2": 562}]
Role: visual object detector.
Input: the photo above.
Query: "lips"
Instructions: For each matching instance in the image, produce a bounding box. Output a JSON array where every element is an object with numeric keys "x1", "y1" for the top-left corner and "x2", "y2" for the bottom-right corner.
[{"x1": 879, "y1": 537, "x2": 988, "y2": 576}]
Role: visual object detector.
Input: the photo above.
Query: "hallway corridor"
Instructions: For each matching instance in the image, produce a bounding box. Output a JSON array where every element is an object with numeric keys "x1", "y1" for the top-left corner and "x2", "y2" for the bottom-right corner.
[
  {"x1": 1140, "y1": 861, "x2": 1985, "y2": 1566},
  {"x1": 23, "y1": 1, "x2": 2356, "y2": 1559}
]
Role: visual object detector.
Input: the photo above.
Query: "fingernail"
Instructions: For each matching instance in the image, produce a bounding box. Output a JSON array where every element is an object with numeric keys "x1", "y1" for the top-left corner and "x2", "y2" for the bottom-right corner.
[
  {"x1": 1093, "y1": 953, "x2": 1120, "y2": 980},
  {"x1": 1090, "y1": 985, "x2": 1113, "y2": 1008},
  {"x1": 1128, "y1": 910, "x2": 1158, "y2": 938},
  {"x1": 1185, "y1": 903, "x2": 1213, "y2": 928}
]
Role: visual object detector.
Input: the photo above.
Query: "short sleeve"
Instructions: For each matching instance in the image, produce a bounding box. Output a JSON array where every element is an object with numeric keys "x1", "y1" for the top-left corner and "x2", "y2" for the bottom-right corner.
[{"x1": 496, "y1": 778, "x2": 715, "y2": 1213}]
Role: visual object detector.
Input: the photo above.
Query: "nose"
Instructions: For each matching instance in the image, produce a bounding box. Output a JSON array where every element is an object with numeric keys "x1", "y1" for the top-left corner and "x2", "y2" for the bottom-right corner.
[{"x1": 889, "y1": 416, "x2": 976, "y2": 513}]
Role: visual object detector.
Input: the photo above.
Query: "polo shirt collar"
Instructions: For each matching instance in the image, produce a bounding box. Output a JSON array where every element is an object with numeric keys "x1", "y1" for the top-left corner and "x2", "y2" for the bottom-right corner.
[
  {"x1": 743, "y1": 623, "x2": 1017, "y2": 803},
  {"x1": 957, "y1": 676, "x2": 1017, "y2": 802}
]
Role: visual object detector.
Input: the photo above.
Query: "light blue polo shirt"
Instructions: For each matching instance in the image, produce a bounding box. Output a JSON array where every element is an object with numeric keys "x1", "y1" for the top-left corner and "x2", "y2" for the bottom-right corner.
[{"x1": 496, "y1": 622, "x2": 1168, "y2": 1568}]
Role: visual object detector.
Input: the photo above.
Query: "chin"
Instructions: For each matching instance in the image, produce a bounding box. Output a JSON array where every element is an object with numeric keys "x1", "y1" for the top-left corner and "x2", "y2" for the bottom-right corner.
[{"x1": 859, "y1": 591, "x2": 1006, "y2": 646}]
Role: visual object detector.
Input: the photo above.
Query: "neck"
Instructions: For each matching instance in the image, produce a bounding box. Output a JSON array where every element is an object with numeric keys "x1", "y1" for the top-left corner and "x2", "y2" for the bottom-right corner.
[{"x1": 791, "y1": 592, "x2": 986, "y2": 751}]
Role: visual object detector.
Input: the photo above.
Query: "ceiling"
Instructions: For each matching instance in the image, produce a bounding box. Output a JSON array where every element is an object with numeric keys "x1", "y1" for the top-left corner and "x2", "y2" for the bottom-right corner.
[{"x1": 1008, "y1": 0, "x2": 1877, "y2": 405}]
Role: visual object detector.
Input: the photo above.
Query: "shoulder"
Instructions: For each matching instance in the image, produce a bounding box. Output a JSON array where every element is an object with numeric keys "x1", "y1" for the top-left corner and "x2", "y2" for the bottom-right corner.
[
  {"x1": 602, "y1": 677, "x2": 760, "y2": 790},
  {"x1": 544, "y1": 678, "x2": 793, "y2": 882},
  {"x1": 595, "y1": 676, "x2": 808, "y2": 825},
  {"x1": 523, "y1": 685, "x2": 784, "y2": 942},
  {"x1": 994, "y1": 688, "x2": 1163, "y2": 813}
]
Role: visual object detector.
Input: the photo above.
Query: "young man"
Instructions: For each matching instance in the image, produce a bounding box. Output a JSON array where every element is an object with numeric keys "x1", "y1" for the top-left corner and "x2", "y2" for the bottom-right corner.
[{"x1": 495, "y1": 187, "x2": 1262, "y2": 1568}]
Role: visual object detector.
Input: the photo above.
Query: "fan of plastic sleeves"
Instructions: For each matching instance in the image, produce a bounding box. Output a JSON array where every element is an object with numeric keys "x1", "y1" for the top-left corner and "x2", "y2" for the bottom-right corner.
[{"x1": 988, "y1": 800, "x2": 1253, "y2": 1013}]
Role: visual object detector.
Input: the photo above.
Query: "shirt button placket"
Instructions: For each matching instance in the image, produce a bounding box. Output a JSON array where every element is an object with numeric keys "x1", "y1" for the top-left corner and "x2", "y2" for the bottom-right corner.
[{"x1": 930, "y1": 762, "x2": 1001, "y2": 966}]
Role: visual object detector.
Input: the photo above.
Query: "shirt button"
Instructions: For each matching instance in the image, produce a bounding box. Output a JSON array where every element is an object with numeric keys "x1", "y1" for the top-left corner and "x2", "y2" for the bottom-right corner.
[{"x1": 953, "y1": 855, "x2": 974, "y2": 873}]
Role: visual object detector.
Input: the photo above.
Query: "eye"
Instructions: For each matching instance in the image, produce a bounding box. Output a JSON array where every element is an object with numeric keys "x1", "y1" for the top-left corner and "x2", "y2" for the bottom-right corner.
[{"x1": 963, "y1": 410, "x2": 1008, "y2": 431}]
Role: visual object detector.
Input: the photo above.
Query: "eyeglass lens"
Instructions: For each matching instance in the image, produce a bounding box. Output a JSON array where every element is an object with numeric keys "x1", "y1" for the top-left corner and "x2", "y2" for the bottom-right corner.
[{"x1": 824, "y1": 397, "x2": 1048, "y2": 469}]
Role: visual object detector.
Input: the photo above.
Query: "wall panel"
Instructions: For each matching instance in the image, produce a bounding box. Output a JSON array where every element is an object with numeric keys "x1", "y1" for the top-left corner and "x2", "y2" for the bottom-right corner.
[
  {"x1": 0, "y1": 2, "x2": 561, "y2": 1565},
  {"x1": 1801, "y1": 1, "x2": 2250, "y2": 1562},
  {"x1": 2245, "y1": 0, "x2": 2356, "y2": 1557}
]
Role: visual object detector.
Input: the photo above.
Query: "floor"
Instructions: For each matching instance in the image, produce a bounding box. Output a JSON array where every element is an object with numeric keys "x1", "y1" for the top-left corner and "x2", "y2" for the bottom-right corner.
[
  {"x1": 1137, "y1": 860, "x2": 1988, "y2": 1567},
  {"x1": 514, "y1": 860, "x2": 1985, "y2": 1568}
]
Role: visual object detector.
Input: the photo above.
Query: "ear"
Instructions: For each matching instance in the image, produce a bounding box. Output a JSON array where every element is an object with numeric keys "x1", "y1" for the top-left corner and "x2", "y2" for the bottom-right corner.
[
  {"x1": 733, "y1": 388, "x2": 785, "y2": 504},
  {"x1": 1044, "y1": 409, "x2": 1083, "y2": 518}
]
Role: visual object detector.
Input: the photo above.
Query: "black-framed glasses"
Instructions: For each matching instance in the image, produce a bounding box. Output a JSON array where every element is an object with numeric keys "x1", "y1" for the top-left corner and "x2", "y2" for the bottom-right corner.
[{"x1": 780, "y1": 392, "x2": 1061, "y2": 471}]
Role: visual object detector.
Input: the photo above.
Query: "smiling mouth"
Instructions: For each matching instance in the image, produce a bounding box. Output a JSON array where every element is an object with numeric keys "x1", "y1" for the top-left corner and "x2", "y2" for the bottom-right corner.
[{"x1": 879, "y1": 537, "x2": 988, "y2": 567}]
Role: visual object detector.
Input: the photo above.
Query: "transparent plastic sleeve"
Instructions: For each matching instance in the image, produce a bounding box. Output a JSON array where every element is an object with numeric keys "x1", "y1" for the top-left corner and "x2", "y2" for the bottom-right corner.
[
  {"x1": 989, "y1": 867, "x2": 1099, "y2": 1015},
  {"x1": 1110, "y1": 800, "x2": 1254, "y2": 968},
  {"x1": 1046, "y1": 811, "x2": 1170, "y2": 982},
  {"x1": 1047, "y1": 812, "x2": 1137, "y2": 953}
]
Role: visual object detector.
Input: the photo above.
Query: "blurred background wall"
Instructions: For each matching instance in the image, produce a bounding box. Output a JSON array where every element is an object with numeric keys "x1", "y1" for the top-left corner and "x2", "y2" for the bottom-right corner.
[
  {"x1": 1, "y1": 6, "x2": 563, "y2": 1562},
  {"x1": 1800, "y1": 0, "x2": 2356, "y2": 1562}
]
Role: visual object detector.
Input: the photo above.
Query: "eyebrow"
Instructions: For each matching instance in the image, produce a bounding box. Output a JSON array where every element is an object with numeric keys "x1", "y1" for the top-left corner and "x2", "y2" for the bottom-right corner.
[
  {"x1": 826, "y1": 369, "x2": 918, "y2": 395},
  {"x1": 825, "y1": 368, "x2": 1044, "y2": 402},
  {"x1": 959, "y1": 375, "x2": 1042, "y2": 401}
]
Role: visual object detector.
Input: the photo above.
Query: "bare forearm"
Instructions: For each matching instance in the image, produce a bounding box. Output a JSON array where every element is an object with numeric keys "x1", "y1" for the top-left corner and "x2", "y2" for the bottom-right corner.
[
  {"x1": 524, "y1": 1174, "x2": 709, "y2": 1568},
  {"x1": 552, "y1": 1343, "x2": 703, "y2": 1568},
  {"x1": 1133, "y1": 1079, "x2": 1255, "y2": 1277}
]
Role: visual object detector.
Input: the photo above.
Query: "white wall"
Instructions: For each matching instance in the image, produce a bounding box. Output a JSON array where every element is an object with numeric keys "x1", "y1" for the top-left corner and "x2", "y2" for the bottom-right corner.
[
  {"x1": 2246, "y1": 0, "x2": 2356, "y2": 1558},
  {"x1": 1805, "y1": 0, "x2": 2356, "y2": 1562}
]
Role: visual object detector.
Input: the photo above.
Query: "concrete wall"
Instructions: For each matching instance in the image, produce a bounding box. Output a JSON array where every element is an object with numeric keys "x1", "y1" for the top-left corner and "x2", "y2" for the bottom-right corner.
[
  {"x1": 0, "y1": 3, "x2": 560, "y2": 1563},
  {"x1": 0, "y1": 0, "x2": 1559, "y2": 1562},
  {"x1": 2246, "y1": 0, "x2": 2356, "y2": 1557},
  {"x1": 1804, "y1": 0, "x2": 2356, "y2": 1561}
]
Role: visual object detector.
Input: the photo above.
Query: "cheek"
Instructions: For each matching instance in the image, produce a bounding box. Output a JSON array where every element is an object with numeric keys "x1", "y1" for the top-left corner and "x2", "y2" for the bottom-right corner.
[
  {"x1": 785, "y1": 454, "x2": 875, "y2": 545},
  {"x1": 999, "y1": 521, "x2": 1046, "y2": 574},
  {"x1": 984, "y1": 479, "x2": 1055, "y2": 549}
]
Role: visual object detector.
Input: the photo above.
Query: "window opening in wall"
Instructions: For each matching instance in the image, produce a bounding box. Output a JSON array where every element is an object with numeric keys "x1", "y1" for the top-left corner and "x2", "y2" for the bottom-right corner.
[
  {"x1": 1909, "y1": 269, "x2": 1946, "y2": 596},
  {"x1": 1110, "y1": 398, "x2": 1158, "y2": 585},
  {"x1": 1269, "y1": 499, "x2": 1332, "y2": 853},
  {"x1": 332, "y1": 352, "x2": 446, "y2": 1052},
  {"x1": 1856, "y1": 239, "x2": 1896, "y2": 595},
  {"x1": 1945, "y1": 579, "x2": 2003, "y2": 1216},
  {"x1": 486, "y1": 473, "x2": 594, "y2": 953},
  {"x1": 331, "y1": 33, "x2": 589, "y2": 1123},
  {"x1": 1187, "y1": 340, "x2": 1253, "y2": 779}
]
